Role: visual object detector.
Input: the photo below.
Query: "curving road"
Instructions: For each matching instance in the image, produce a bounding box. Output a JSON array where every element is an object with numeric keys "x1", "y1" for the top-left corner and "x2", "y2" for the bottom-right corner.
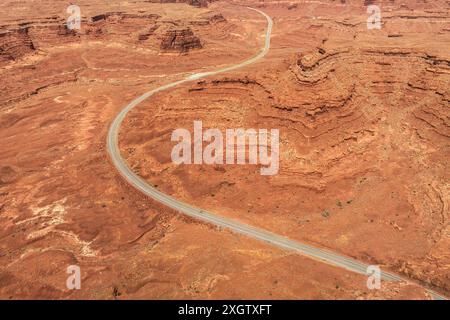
[{"x1": 106, "y1": 7, "x2": 447, "y2": 300}]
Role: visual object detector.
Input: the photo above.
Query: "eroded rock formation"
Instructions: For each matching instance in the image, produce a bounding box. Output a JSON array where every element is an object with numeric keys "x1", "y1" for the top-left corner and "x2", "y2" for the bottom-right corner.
[
  {"x1": 160, "y1": 27, "x2": 202, "y2": 53},
  {"x1": 0, "y1": 28, "x2": 35, "y2": 63}
]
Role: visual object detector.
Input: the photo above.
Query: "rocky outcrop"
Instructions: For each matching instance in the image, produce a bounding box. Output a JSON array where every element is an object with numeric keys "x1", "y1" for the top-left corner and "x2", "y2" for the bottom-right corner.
[
  {"x1": 0, "y1": 11, "x2": 188, "y2": 64},
  {"x1": 187, "y1": 0, "x2": 209, "y2": 8},
  {"x1": 0, "y1": 28, "x2": 35, "y2": 63},
  {"x1": 0, "y1": 5, "x2": 228, "y2": 63},
  {"x1": 203, "y1": 13, "x2": 226, "y2": 24},
  {"x1": 160, "y1": 27, "x2": 202, "y2": 53}
]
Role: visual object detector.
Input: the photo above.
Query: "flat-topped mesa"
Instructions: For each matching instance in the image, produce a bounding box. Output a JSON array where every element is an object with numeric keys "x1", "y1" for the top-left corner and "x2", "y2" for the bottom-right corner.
[
  {"x1": 0, "y1": 11, "x2": 165, "y2": 64},
  {"x1": 160, "y1": 27, "x2": 202, "y2": 53}
]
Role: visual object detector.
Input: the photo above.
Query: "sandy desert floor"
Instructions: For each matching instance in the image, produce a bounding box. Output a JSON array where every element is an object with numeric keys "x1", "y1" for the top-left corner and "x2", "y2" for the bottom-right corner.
[{"x1": 0, "y1": 0, "x2": 448, "y2": 299}]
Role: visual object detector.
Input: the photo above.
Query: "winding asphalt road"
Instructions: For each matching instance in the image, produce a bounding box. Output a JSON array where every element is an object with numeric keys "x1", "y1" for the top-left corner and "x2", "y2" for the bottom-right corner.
[{"x1": 106, "y1": 7, "x2": 447, "y2": 300}]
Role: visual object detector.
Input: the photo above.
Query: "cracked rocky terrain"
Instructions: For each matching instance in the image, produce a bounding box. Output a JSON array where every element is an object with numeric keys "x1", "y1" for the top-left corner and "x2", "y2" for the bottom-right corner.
[{"x1": 0, "y1": 0, "x2": 449, "y2": 299}]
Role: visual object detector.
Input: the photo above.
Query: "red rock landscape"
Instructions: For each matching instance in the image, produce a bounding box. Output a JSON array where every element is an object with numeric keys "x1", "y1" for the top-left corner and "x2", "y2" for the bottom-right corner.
[{"x1": 0, "y1": 0, "x2": 448, "y2": 299}]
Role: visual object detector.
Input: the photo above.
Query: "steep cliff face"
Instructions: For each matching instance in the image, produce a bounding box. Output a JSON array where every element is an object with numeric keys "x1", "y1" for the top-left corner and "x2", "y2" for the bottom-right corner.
[
  {"x1": 0, "y1": 3, "x2": 237, "y2": 108},
  {"x1": 160, "y1": 27, "x2": 202, "y2": 53},
  {"x1": 0, "y1": 0, "x2": 223, "y2": 65},
  {"x1": 0, "y1": 9, "x2": 212, "y2": 65},
  {"x1": 0, "y1": 23, "x2": 78, "y2": 62},
  {"x1": 0, "y1": 28, "x2": 35, "y2": 63}
]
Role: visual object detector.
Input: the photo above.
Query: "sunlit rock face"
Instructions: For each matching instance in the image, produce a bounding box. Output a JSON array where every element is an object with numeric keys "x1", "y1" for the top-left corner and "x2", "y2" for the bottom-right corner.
[{"x1": 160, "y1": 28, "x2": 203, "y2": 53}]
